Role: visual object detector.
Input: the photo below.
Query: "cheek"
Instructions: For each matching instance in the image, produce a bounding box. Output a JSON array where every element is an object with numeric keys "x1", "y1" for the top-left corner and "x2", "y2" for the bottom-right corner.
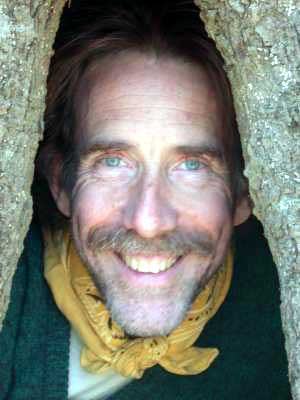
[
  {"x1": 198, "y1": 192, "x2": 231, "y2": 226},
  {"x1": 71, "y1": 181, "x2": 128, "y2": 236},
  {"x1": 173, "y1": 184, "x2": 233, "y2": 237},
  {"x1": 192, "y1": 190, "x2": 233, "y2": 266}
]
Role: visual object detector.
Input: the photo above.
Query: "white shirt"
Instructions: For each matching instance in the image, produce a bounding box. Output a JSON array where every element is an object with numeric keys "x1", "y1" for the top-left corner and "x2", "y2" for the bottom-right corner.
[{"x1": 68, "y1": 328, "x2": 132, "y2": 400}]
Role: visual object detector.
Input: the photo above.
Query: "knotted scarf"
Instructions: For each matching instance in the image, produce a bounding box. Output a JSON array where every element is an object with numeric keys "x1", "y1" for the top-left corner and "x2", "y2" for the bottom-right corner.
[{"x1": 43, "y1": 228, "x2": 233, "y2": 379}]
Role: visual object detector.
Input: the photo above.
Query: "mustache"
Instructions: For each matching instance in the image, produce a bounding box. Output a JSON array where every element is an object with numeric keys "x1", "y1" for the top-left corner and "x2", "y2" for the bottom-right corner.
[{"x1": 87, "y1": 226, "x2": 214, "y2": 257}]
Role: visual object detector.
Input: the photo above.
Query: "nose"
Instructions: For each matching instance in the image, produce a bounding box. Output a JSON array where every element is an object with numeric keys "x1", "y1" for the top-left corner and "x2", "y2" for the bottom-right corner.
[{"x1": 124, "y1": 178, "x2": 177, "y2": 239}]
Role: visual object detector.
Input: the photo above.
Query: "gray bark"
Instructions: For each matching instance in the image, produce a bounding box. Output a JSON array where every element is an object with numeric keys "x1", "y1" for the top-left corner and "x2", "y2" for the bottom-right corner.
[
  {"x1": 0, "y1": 0, "x2": 299, "y2": 398},
  {"x1": 0, "y1": 0, "x2": 66, "y2": 330},
  {"x1": 195, "y1": 1, "x2": 300, "y2": 398}
]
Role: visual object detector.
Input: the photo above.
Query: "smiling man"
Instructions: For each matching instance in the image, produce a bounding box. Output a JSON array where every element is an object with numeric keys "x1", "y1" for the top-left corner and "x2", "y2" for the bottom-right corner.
[
  {"x1": 0, "y1": 1, "x2": 291, "y2": 399},
  {"x1": 52, "y1": 51, "x2": 242, "y2": 339}
]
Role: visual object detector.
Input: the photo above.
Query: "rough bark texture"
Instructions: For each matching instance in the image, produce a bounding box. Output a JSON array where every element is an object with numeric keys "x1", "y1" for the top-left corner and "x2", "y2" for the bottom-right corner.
[
  {"x1": 195, "y1": 1, "x2": 300, "y2": 398},
  {"x1": 1, "y1": 0, "x2": 299, "y2": 397},
  {"x1": 0, "y1": 0, "x2": 66, "y2": 330}
]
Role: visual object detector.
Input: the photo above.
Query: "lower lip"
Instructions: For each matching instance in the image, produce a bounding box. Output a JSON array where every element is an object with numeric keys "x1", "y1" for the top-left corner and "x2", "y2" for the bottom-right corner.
[{"x1": 114, "y1": 253, "x2": 183, "y2": 286}]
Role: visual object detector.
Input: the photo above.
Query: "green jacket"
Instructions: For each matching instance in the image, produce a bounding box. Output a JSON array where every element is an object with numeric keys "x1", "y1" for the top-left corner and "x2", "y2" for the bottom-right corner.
[{"x1": 0, "y1": 217, "x2": 291, "y2": 400}]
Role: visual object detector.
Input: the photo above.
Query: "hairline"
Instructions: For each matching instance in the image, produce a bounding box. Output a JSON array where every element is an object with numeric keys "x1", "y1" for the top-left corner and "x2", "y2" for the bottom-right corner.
[{"x1": 72, "y1": 48, "x2": 221, "y2": 156}]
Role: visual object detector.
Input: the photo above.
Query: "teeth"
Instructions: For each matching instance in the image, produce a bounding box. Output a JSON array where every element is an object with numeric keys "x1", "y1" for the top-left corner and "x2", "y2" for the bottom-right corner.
[{"x1": 123, "y1": 255, "x2": 177, "y2": 274}]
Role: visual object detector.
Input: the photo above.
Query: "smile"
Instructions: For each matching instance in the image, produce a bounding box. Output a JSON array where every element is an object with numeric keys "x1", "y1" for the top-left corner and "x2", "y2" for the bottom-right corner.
[{"x1": 120, "y1": 253, "x2": 180, "y2": 274}]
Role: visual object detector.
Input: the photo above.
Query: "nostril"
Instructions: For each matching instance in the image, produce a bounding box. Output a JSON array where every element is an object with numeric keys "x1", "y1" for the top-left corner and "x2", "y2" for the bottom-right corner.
[{"x1": 122, "y1": 179, "x2": 177, "y2": 238}]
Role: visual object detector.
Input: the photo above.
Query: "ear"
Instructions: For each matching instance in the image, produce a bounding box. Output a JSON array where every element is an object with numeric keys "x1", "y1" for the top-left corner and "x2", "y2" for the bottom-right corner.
[
  {"x1": 233, "y1": 193, "x2": 252, "y2": 226},
  {"x1": 48, "y1": 159, "x2": 71, "y2": 218}
]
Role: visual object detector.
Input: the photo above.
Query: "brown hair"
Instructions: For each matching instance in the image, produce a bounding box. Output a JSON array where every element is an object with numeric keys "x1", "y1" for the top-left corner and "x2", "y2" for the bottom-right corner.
[{"x1": 33, "y1": 0, "x2": 245, "y2": 227}]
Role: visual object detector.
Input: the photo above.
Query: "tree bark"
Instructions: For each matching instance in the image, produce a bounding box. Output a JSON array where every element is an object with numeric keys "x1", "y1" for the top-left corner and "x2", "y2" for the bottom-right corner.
[
  {"x1": 0, "y1": 0, "x2": 66, "y2": 330},
  {"x1": 0, "y1": 0, "x2": 299, "y2": 397},
  {"x1": 195, "y1": 1, "x2": 300, "y2": 398}
]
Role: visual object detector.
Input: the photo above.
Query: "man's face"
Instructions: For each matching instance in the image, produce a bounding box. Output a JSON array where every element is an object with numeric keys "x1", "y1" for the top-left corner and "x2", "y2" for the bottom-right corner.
[{"x1": 53, "y1": 52, "x2": 246, "y2": 337}]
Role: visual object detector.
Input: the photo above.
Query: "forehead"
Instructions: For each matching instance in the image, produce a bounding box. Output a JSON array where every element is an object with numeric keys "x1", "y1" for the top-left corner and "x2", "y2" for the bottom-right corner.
[{"x1": 75, "y1": 51, "x2": 221, "y2": 150}]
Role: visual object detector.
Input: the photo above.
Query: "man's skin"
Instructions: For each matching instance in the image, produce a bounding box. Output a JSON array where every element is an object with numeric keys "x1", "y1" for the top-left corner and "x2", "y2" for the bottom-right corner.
[{"x1": 49, "y1": 51, "x2": 251, "y2": 338}]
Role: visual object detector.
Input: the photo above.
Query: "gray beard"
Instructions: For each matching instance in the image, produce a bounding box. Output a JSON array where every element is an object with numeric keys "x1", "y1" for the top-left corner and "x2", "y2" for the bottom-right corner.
[
  {"x1": 71, "y1": 223, "x2": 216, "y2": 337},
  {"x1": 104, "y1": 276, "x2": 200, "y2": 337},
  {"x1": 81, "y1": 253, "x2": 207, "y2": 337}
]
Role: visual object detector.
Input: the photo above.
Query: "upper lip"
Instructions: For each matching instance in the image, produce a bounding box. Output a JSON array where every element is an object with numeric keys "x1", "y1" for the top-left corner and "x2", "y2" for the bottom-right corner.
[{"x1": 119, "y1": 252, "x2": 181, "y2": 261}]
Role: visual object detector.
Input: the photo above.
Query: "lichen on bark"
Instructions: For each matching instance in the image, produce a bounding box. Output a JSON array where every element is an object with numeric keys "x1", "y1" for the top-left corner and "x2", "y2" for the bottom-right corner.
[
  {"x1": 0, "y1": 0, "x2": 66, "y2": 330},
  {"x1": 195, "y1": 1, "x2": 300, "y2": 398}
]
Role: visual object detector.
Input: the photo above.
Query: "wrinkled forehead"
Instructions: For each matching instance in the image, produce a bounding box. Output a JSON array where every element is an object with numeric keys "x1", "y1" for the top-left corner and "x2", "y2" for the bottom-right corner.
[{"x1": 74, "y1": 51, "x2": 222, "y2": 149}]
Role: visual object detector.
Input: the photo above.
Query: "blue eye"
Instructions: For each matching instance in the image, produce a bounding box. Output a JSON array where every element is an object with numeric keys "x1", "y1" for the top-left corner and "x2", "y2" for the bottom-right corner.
[
  {"x1": 183, "y1": 159, "x2": 202, "y2": 171},
  {"x1": 103, "y1": 157, "x2": 122, "y2": 167}
]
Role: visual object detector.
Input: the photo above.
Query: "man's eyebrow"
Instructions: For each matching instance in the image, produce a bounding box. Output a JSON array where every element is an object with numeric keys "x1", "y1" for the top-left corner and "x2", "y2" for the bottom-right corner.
[
  {"x1": 175, "y1": 144, "x2": 224, "y2": 160},
  {"x1": 81, "y1": 141, "x2": 224, "y2": 162},
  {"x1": 81, "y1": 141, "x2": 133, "y2": 158}
]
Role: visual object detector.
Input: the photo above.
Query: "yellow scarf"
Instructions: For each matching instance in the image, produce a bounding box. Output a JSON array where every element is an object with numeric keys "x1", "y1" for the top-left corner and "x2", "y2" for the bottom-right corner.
[{"x1": 43, "y1": 228, "x2": 233, "y2": 379}]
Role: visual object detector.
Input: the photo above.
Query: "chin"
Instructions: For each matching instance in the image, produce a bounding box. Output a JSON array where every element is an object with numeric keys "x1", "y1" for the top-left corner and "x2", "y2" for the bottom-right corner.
[
  {"x1": 109, "y1": 305, "x2": 187, "y2": 337},
  {"x1": 73, "y1": 229, "x2": 224, "y2": 337},
  {"x1": 104, "y1": 284, "x2": 199, "y2": 337}
]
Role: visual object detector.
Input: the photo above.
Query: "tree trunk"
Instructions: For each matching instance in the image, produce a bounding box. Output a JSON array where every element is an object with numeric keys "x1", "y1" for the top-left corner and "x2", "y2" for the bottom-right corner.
[
  {"x1": 0, "y1": 0, "x2": 66, "y2": 330},
  {"x1": 0, "y1": 0, "x2": 299, "y2": 398},
  {"x1": 195, "y1": 1, "x2": 300, "y2": 398}
]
